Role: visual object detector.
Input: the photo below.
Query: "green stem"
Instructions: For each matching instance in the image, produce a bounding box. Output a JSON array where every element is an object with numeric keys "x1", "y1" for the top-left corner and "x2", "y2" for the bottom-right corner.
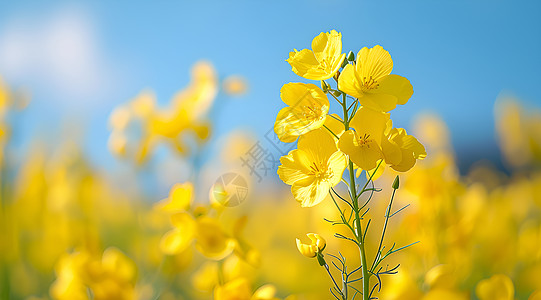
[
  {"x1": 349, "y1": 161, "x2": 370, "y2": 300},
  {"x1": 371, "y1": 188, "x2": 396, "y2": 272},
  {"x1": 338, "y1": 92, "x2": 370, "y2": 300}
]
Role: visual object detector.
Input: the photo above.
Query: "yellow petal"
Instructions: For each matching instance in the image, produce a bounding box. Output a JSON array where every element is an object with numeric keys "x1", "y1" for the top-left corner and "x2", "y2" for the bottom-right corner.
[
  {"x1": 195, "y1": 217, "x2": 236, "y2": 260},
  {"x1": 327, "y1": 151, "x2": 348, "y2": 186},
  {"x1": 422, "y1": 289, "x2": 469, "y2": 300},
  {"x1": 306, "y1": 233, "x2": 326, "y2": 252},
  {"x1": 359, "y1": 92, "x2": 399, "y2": 112},
  {"x1": 337, "y1": 64, "x2": 364, "y2": 99},
  {"x1": 298, "y1": 128, "x2": 338, "y2": 162},
  {"x1": 280, "y1": 82, "x2": 329, "y2": 109},
  {"x1": 292, "y1": 180, "x2": 330, "y2": 207},
  {"x1": 101, "y1": 247, "x2": 136, "y2": 282},
  {"x1": 356, "y1": 45, "x2": 393, "y2": 82},
  {"x1": 323, "y1": 113, "x2": 345, "y2": 139},
  {"x1": 160, "y1": 228, "x2": 192, "y2": 255},
  {"x1": 287, "y1": 49, "x2": 321, "y2": 79},
  {"x1": 311, "y1": 30, "x2": 342, "y2": 63},
  {"x1": 252, "y1": 284, "x2": 277, "y2": 300},
  {"x1": 381, "y1": 133, "x2": 403, "y2": 166},
  {"x1": 277, "y1": 150, "x2": 313, "y2": 186},
  {"x1": 154, "y1": 182, "x2": 194, "y2": 213},
  {"x1": 376, "y1": 74, "x2": 413, "y2": 105},
  {"x1": 338, "y1": 130, "x2": 383, "y2": 171},
  {"x1": 214, "y1": 278, "x2": 252, "y2": 300},
  {"x1": 274, "y1": 83, "x2": 329, "y2": 142},
  {"x1": 287, "y1": 31, "x2": 345, "y2": 80},
  {"x1": 476, "y1": 274, "x2": 514, "y2": 300},
  {"x1": 365, "y1": 159, "x2": 386, "y2": 181},
  {"x1": 348, "y1": 107, "x2": 389, "y2": 144},
  {"x1": 388, "y1": 128, "x2": 427, "y2": 172}
]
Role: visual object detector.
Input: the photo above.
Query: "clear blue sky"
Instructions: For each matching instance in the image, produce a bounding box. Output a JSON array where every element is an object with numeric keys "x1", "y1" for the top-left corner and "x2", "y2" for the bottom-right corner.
[{"x1": 0, "y1": 0, "x2": 540, "y2": 172}]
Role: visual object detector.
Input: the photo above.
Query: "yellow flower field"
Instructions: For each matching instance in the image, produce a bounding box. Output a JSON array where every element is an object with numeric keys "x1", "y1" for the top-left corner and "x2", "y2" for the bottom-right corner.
[{"x1": 0, "y1": 25, "x2": 540, "y2": 300}]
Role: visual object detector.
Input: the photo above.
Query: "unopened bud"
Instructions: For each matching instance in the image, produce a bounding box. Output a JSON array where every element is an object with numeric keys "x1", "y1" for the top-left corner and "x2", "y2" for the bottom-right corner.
[
  {"x1": 347, "y1": 51, "x2": 355, "y2": 61},
  {"x1": 392, "y1": 176, "x2": 400, "y2": 190},
  {"x1": 332, "y1": 90, "x2": 342, "y2": 97},
  {"x1": 321, "y1": 80, "x2": 330, "y2": 93},
  {"x1": 341, "y1": 57, "x2": 348, "y2": 68}
]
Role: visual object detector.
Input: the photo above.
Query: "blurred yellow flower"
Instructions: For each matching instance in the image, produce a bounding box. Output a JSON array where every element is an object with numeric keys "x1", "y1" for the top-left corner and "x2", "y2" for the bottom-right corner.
[
  {"x1": 50, "y1": 248, "x2": 136, "y2": 300},
  {"x1": 154, "y1": 182, "x2": 194, "y2": 213},
  {"x1": 215, "y1": 278, "x2": 280, "y2": 300},
  {"x1": 223, "y1": 75, "x2": 248, "y2": 96},
  {"x1": 338, "y1": 45, "x2": 413, "y2": 112},
  {"x1": 287, "y1": 30, "x2": 346, "y2": 80},
  {"x1": 274, "y1": 83, "x2": 329, "y2": 143},
  {"x1": 295, "y1": 233, "x2": 326, "y2": 258},
  {"x1": 278, "y1": 128, "x2": 347, "y2": 207},
  {"x1": 159, "y1": 212, "x2": 196, "y2": 255},
  {"x1": 195, "y1": 216, "x2": 236, "y2": 260},
  {"x1": 475, "y1": 274, "x2": 514, "y2": 300}
]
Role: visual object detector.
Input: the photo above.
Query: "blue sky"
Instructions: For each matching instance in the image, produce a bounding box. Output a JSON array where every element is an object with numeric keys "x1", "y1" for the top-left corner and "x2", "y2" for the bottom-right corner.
[{"x1": 0, "y1": 0, "x2": 540, "y2": 173}]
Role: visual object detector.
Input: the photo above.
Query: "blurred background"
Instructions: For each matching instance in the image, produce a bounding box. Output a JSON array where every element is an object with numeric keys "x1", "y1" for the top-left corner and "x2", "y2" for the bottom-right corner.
[{"x1": 0, "y1": 1, "x2": 540, "y2": 300}]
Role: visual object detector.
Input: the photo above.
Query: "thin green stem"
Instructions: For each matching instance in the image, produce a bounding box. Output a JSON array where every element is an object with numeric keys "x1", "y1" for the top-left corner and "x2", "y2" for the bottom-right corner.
[
  {"x1": 325, "y1": 264, "x2": 346, "y2": 300},
  {"x1": 370, "y1": 188, "x2": 397, "y2": 273},
  {"x1": 337, "y1": 92, "x2": 370, "y2": 300},
  {"x1": 349, "y1": 161, "x2": 370, "y2": 300},
  {"x1": 323, "y1": 124, "x2": 340, "y2": 140}
]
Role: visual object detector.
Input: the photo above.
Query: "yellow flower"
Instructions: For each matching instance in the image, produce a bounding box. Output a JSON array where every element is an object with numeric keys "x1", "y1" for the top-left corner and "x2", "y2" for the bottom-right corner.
[
  {"x1": 274, "y1": 83, "x2": 329, "y2": 143},
  {"x1": 286, "y1": 30, "x2": 346, "y2": 80},
  {"x1": 475, "y1": 274, "x2": 514, "y2": 300},
  {"x1": 195, "y1": 217, "x2": 236, "y2": 260},
  {"x1": 277, "y1": 128, "x2": 347, "y2": 207},
  {"x1": 296, "y1": 233, "x2": 326, "y2": 258},
  {"x1": 223, "y1": 75, "x2": 248, "y2": 96},
  {"x1": 159, "y1": 212, "x2": 196, "y2": 255},
  {"x1": 338, "y1": 45, "x2": 413, "y2": 112},
  {"x1": 382, "y1": 127, "x2": 427, "y2": 172},
  {"x1": 338, "y1": 107, "x2": 389, "y2": 171},
  {"x1": 214, "y1": 278, "x2": 280, "y2": 300},
  {"x1": 51, "y1": 248, "x2": 137, "y2": 300},
  {"x1": 154, "y1": 182, "x2": 194, "y2": 213}
]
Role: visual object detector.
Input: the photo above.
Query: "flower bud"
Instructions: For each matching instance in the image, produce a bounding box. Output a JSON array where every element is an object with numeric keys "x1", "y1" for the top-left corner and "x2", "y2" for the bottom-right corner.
[
  {"x1": 296, "y1": 233, "x2": 326, "y2": 258},
  {"x1": 347, "y1": 51, "x2": 355, "y2": 61},
  {"x1": 392, "y1": 175, "x2": 400, "y2": 189},
  {"x1": 321, "y1": 80, "x2": 330, "y2": 93},
  {"x1": 341, "y1": 57, "x2": 349, "y2": 68}
]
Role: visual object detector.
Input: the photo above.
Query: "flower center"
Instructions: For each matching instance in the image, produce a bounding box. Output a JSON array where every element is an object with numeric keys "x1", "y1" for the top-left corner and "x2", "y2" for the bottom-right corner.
[
  {"x1": 358, "y1": 134, "x2": 373, "y2": 148},
  {"x1": 362, "y1": 76, "x2": 379, "y2": 90},
  {"x1": 309, "y1": 161, "x2": 333, "y2": 181},
  {"x1": 301, "y1": 105, "x2": 324, "y2": 121}
]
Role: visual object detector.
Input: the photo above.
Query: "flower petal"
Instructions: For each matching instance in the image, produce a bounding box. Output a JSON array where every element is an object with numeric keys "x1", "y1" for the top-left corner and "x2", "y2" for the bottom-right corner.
[
  {"x1": 356, "y1": 45, "x2": 393, "y2": 82},
  {"x1": 376, "y1": 74, "x2": 413, "y2": 105},
  {"x1": 292, "y1": 180, "x2": 330, "y2": 207},
  {"x1": 338, "y1": 130, "x2": 383, "y2": 171},
  {"x1": 338, "y1": 64, "x2": 364, "y2": 99}
]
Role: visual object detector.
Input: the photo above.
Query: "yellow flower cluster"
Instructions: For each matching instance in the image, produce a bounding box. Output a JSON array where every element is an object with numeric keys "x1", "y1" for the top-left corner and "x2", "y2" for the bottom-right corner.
[
  {"x1": 108, "y1": 61, "x2": 217, "y2": 164},
  {"x1": 50, "y1": 248, "x2": 137, "y2": 300},
  {"x1": 276, "y1": 30, "x2": 426, "y2": 207}
]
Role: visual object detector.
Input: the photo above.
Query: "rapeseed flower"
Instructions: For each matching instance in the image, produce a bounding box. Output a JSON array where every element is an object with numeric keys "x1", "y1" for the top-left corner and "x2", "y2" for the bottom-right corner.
[
  {"x1": 338, "y1": 45, "x2": 413, "y2": 112},
  {"x1": 287, "y1": 30, "x2": 346, "y2": 80},
  {"x1": 274, "y1": 83, "x2": 329, "y2": 143},
  {"x1": 277, "y1": 128, "x2": 347, "y2": 207}
]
